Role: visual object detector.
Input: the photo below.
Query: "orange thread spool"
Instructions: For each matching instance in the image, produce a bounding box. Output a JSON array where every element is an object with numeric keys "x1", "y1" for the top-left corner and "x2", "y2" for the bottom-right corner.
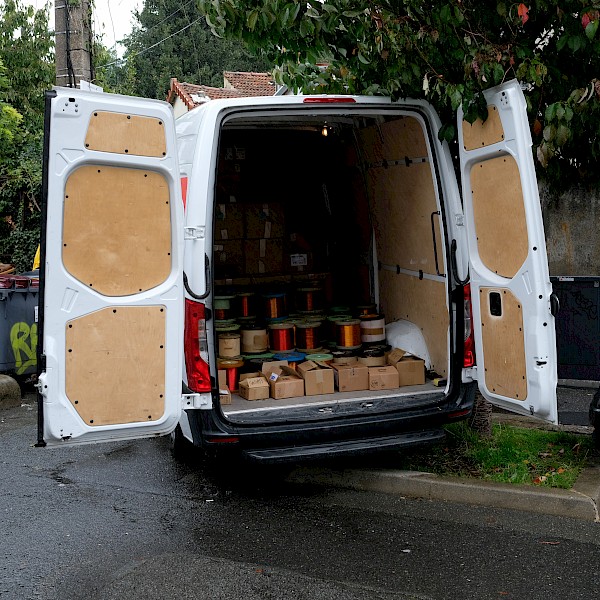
[
  {"x1": 264, "y1": 293, "x2": 286, "y2": 319},
  {"x1": 268, "y1": 323, "x2": 294, "y2": 352},
  {"x1": 298, "y1": 287, "x2": 322, "y2": 312},
  {"x1": 336, "y1": 319, "x2": 362, "y2": 349}
]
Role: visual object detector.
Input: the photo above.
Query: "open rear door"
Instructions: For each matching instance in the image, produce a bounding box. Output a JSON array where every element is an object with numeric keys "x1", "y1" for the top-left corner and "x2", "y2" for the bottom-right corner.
[
  {"x1": 38, "y1": 88, "x2": 184, "y2": 446},
  {"x1": 458, "y1": 80, "x2": 557, "y2": 423}
]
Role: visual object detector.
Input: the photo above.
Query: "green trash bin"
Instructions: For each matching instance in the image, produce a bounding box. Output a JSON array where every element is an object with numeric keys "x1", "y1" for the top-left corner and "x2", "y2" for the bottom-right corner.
[{"x1": 0, "y1": 273, "x2": 39, "y2": 376}]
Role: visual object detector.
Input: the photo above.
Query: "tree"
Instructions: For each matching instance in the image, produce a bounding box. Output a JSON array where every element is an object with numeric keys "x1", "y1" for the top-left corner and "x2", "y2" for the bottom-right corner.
[
  {"x1": 93, "y1": 41, "x2": 137, "y2": 96},
  {"x1": 0, "y1": 0, "x2": 54, "y2": 272},
  {"x1": 200, "y1": 0, "x2": 600, "y2": 187},
  {"x1": 119, "y1": 0, "x2": 271, "y2": 100}
]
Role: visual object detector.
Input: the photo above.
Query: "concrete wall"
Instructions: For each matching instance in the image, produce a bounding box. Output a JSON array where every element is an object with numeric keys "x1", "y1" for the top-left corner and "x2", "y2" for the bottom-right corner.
[{"x1": 541, "y1": 181, "x2": 600, "y2": 276}]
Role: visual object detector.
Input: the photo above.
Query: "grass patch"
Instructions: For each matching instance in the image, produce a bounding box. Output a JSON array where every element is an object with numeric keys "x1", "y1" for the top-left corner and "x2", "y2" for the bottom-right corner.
[{"x1": 394, "y1": 422, "x2": 597, "y2": 489}]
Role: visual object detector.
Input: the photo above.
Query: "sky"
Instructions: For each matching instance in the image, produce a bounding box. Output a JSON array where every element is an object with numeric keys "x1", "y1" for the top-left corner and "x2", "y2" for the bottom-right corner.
[{"x1": 25, "y1": 0, "x2": 142, "y2": 56}]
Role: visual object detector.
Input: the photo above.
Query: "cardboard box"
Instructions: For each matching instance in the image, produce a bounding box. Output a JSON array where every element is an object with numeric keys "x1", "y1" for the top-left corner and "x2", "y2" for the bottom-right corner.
[
  {"x1": 261, "y1": 361, "x2": 305, "y2": 399},
  {"x1": 395, "y1": 357, "x2": 426, "y2": 386},
  {"x1": 214, "y1": 239, "x2": 244, "y2": 278},
  {"x1": 245, "y1": 203, "x2": 285, "y2": 239},
  {"x1": 238, "y1": 373, "x2": 270, "y2": 401},
  {"x1": 244, "y1": 238, "x2": 284, "y2": 274},
  {"x1": 297, "y1": 360, "x2": 334, "y2": 396},
  {"x1": 332, "y1": 360, "x2": 369, "y2": 392},
  {"x1": 387, "y1": 349, "x2": 426, "y2": 386},
  {"x1": 368, "y1": 365, "x2": 400, "y2": 390},
  {"x1": 217, "y1": 370, "x2": 232, "y2": 404},
  {"x1": 215, "y1": 202, "x2": 244, "y2": 241}
]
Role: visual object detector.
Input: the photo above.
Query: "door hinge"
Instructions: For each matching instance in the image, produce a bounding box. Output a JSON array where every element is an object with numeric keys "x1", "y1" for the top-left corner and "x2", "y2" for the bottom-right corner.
[
  {"x1": 462, "y1": 366, "x2": 477, "y2": 382},
  {"x1": 184, "y1": 226, "x2": 205, "y2": 240},
  {"x1": 181, "y1": 393, "x2": 212, "y2": 410}
]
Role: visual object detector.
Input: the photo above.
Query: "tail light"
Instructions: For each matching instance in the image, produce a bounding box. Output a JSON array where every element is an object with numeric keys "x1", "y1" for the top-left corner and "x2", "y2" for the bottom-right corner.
[
  {"x1": 184, "y1": 298, "x2": 211, "y2": 392},
  {"x1": 463, "y1": 284, "x2": 476, "y2": 368}
]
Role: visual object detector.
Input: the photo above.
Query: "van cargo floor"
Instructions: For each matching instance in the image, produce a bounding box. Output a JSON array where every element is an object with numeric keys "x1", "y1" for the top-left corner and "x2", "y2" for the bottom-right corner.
[{"x1": 223, "y1": 381, "x2": 444, "y2": 420}]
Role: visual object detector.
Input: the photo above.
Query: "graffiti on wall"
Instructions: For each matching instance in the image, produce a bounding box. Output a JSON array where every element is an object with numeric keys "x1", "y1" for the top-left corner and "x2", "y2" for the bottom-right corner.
[{"x1": 10, "y1": 321, "x2": 37, "y2": 375}]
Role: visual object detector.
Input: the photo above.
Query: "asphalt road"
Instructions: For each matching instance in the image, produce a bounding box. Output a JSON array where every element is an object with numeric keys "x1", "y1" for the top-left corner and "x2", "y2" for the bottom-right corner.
[{"x1": 2, "y1": 399, "x2": 600, "y2": 600}]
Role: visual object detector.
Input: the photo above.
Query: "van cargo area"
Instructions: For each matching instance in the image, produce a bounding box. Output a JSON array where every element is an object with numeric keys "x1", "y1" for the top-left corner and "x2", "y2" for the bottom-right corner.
[{"x1": 210, "y1": 106, "x2": 455, "y2": 424}]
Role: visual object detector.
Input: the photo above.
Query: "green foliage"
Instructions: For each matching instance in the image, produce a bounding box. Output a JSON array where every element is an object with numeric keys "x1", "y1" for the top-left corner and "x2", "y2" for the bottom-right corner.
[
  {"x1": 119, "y1": 0, "x2": 271, "y2": 100},
  {"x1": 92, "y1": 41, "x2": 137, "y2": 96},
  {"x1": 396, "y1": 421, "x2": 594, "y2": 489},
  {"x1": 0, "y1": 0, "x2": 54, "y2": 271},
  {"x1": 200, "y1": 0, "x2": 600, "y2": 186}
]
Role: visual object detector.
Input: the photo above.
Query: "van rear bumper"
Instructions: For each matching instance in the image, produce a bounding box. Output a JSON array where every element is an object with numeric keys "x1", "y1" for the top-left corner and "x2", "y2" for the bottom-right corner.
[
  {"x1": 242, "y1": 429, "x2": 446, "y2": 463},
  {"x1": 189, "y1": 382, "x2": 476, "y2": 464}
]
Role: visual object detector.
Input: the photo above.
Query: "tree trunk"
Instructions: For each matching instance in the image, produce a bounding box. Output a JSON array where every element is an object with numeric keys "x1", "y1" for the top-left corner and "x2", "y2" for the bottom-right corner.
[{"x1": 469, "y1": 391, "x2": 493, "y2": 438}]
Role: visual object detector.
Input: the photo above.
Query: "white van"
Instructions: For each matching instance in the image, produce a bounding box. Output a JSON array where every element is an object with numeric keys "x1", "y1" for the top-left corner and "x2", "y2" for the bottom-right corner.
[{"x1": 37, "y1": 80, "x2": 558, "y2": 461}]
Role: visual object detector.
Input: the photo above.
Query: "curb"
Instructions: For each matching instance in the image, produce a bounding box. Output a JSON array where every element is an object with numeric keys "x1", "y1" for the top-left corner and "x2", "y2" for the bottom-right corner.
[{"x1": 286, "y1": 466, "x2": 600, "y2": 522}]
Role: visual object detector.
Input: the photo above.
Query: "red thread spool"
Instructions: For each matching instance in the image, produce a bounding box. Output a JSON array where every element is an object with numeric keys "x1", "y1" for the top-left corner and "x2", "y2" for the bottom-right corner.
[
  {"x1": 217, "y1": 358, "x2": 244, "y2": 392},
  {"x1": 268, "y1": 323, "x2": 294, "y2": 352},
  {"x1": 295, "y1": 322, "x2": 321, "y2": 351},
  {"x1": 237, "y1": 292, "x2": 256, "y2": 318}
]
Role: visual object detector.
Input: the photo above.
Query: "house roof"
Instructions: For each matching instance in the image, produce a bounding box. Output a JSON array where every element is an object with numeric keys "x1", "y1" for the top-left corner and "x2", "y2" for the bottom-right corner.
[
  {"x1": 223, "y1": 71, "x2": 275, "y2": 97},
  {"x1": 168, "y1": 72, "x2": 276, "y2": 110}
]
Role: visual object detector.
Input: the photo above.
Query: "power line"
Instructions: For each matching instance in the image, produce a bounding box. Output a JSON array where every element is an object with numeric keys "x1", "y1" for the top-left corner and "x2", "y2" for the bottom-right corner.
[
  {"x1": 97, "y1": 15, "x2": 203, "y2": 69},
  {"x1": 139, "y1": 0, "x2": 196, "y2": 37}
]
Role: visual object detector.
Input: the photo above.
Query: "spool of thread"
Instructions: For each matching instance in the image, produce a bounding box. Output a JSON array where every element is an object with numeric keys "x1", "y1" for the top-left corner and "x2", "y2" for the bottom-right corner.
[
  {"x1": 264, "y1": 292, "x2": 287, "y2": 320},
  {"x1": 217, "y1": 358, "x2": 244, "y2": 392},
  {"x1": 336, "y1": 319, "x2": 362, "y2": 350},
  {"x1": 214, "y1": 295, "x2": 235, "y2": 321},
  {"x1": 330, "y1": 305, "x2": 351, "y2": 315},
  {"x1": 306, "y1": 353, "x2": 333, "y2": 364},
  {"x1": 241, "y1": 326, "x2": 268, "y2": 354},
  {"x1": 295, "y1": 321, "x2": 322, "y2": 352},
  {"x1": 236, "y1": 292, "x2": 257, "y2": 319},
  {"x1": 327, "y1": 314, "x2": 352, "y2": 345},
  {"x1": 215, "y1": 320, "x2": 240, "y2": 333},
  {"x1": 358, "y1": 347, "x2": 386, "y2": 367},
  {"x1": 268, "y1": 322, "x2": 294, "y2": 352},
  {"x1": 245, "y1": 354, "x2": 275, "y2": 373},
  {"x1": 273, "y1": 351, "x2": 306, "y2": 370},
  {"x1": 331, "y1": 349, "x2": 357, "y2": 365},
  {"x1": 296, "y1": 286, "x2": 323, "y2": 312},
  {"x1": 355, "y1": 304, "x2": 377, "y2": 317},
  {"x1": 360, "y1": 315, "x2": 386, "y2": 344},
  {"x1": 218, "y1": 332, "x2": 241, "y2": 358}
]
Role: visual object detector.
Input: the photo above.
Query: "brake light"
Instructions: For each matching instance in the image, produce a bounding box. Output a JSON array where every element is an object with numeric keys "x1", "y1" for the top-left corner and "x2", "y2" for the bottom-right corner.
[
  {"x1": 463, "y1": 284, "x2": 476, "y2": 368},
  {"x1": 184, "y1": 298, "x2": 211, "y2": 392},
  {"x1": 302, "y1": 97, "x2": 357, "y2": 103}
]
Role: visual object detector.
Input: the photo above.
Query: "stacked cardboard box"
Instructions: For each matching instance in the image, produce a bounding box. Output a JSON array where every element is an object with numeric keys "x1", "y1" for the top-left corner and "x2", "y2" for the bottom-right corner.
[{"x1": 214, "y1": 201, "x2": 286, "y2": 279}]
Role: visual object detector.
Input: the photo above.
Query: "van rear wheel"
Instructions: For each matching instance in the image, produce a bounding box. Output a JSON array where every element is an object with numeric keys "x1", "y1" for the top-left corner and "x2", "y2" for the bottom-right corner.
[{"x1": 169, "y1": 425, "x2": 201, "y2": 462}]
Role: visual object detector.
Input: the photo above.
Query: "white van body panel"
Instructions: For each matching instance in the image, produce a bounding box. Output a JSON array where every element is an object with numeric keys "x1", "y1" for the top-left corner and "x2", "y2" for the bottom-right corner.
[
  {"x1": 39, "y1": 83, "x2": 557, "y2": 448},
  {"x1": 40, "y1": 88, "x2": 185, "y2": 445},
  {"x1": 458, "y1": 80, "x2": 558, "y2": 423}
]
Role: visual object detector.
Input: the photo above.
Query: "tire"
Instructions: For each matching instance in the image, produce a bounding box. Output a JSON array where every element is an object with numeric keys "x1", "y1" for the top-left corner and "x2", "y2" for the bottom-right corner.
[{"x1": 169, "y1": 425, "x2": 202, "y2": 463}]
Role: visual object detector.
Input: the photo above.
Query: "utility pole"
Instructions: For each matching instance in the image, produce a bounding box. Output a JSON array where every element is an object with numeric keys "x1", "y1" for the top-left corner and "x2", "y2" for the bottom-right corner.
[{"x1": 55, "y1": 0, "x2": 94, "y2": 87}]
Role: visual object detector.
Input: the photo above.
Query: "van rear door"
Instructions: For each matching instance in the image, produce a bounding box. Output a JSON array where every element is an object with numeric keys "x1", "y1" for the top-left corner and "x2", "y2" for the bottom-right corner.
[
  {"x1": 38, "y1": 88, "x2": 184, "y2": 446},
  {"x1": 458, "y1": 80, "x2": 557, "y2": 423}
]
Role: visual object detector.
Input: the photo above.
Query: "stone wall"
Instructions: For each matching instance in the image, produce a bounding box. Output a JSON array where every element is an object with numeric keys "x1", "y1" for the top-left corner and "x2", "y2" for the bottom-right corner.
[{"x1": 541, "y1": 181, "x2": 600, "y2": 276}]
